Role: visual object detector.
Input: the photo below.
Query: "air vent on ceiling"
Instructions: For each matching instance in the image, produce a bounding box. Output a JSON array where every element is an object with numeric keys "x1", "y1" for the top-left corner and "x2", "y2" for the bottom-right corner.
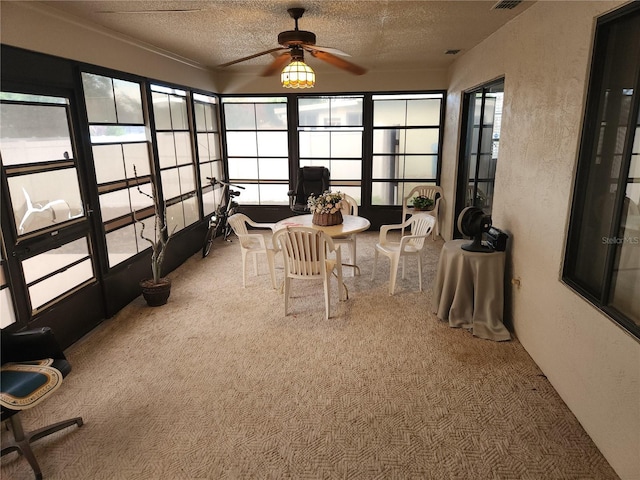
[
  {"x1": 492, "y1": 0, "x2": 522, "y2": 10},
  {"x1": 445, "y1": 49, "x2": 461, "y2": 55}
]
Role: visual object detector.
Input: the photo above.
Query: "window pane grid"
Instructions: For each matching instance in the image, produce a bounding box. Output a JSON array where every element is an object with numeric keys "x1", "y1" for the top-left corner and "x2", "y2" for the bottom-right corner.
[
  {"x1": 224, "y1": 97, "x2": 289, "y2": 205},
  {"x1": 83, "y1": 73, "x2": 144, "y2": 125},
  {"x1": 371, "y1": 93, "x2": 443, "y2": 205},
  {"x1": 1, "y1": 94, "x2": 87, "y2": 237},
  {"x1": 83, "y1": 72, "x2": 159, "y2": 268},
  {"x1": 152, "y1": 86, "x2": 197, "y2": 232},
  {"x1": 193, "y1": 95, "x2": 223, "y2": 216},
  {"x1": 21, "y1": 236, "x2": 94, "y2": 311},
  {"x1": 297, "y1": 96, "x2": 364, "y2": 199},
  {"x1": 298, "y1": 96, "x2": 364, "y2": 127}
]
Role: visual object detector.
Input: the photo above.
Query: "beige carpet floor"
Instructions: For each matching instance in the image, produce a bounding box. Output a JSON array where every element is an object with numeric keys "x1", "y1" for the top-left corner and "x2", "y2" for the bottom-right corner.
[{"x1": 1, "y1": 231, "x2": 619, "y2": 479}]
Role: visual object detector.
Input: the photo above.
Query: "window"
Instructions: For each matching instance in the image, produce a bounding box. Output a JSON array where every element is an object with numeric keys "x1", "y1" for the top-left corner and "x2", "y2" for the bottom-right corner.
[
  {"x1": 371, "y1": 93, "x2": 443, "y2": 205},
  {"x1": 152, "y1": 85, "x2": 199, "y2": 233},
  {"x1": 220, "y1": 93, "x2": 445, "y2": 208},
  {"x1": 22, "y1": 237, "x2": 93, "y2": 310},
  {"x1": 0, "y1": 93, "x2": 85, "y2": 237},
  {"x1": 82, "y1": 72, "x2": 154, "y2": 268},
  {"x1": 193, "y1": 93, "x2": 223, "y2": 216},
  {"x1": 1, "y1": 91, "x2": 96, "y2": 314},
  {"x1": 459, "y1": 82, "x2": 503, "y2": 216},
  {"x1": 223, "y1": 97, "x2": 289, "y2": 205},
  {"x1": 564, "y1": 4, "x2": 640, "y2": 338},
  {"x1": 298, "y1": 96, "x2": 364, "y2": 202}
]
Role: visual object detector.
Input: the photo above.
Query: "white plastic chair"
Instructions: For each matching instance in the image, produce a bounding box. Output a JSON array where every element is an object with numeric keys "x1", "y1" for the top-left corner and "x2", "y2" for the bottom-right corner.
[
  {"x1": 227, "y1": 213, "x2": 278, "y2": 289},
  {"x1": 273, "y1": 227, "x2": 346, "y2": 319},
  {"x1": 372, "y1": 213, "x2": 436, "y2": 295},
  {"x1": 334, "y1": 193, "x2": 360, "y2": 274},
  {"x1": 401, "y1": 185, "x2": 444, "y2": 240}
]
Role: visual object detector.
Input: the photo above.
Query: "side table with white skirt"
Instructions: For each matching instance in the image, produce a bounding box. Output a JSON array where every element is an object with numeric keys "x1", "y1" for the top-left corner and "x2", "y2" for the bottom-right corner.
[{"x1": 432, "y1": 239, "x2": 511, "y2": 341}]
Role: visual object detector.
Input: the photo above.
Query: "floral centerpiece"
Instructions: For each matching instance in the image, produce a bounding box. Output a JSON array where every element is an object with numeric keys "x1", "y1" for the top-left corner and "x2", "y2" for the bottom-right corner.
[
  {"x1": 308, "y1": 191, "x2": 344, "y2": 226},
  {"x1": 411, "y1": 194, "x2": 434, "y2": 211}
]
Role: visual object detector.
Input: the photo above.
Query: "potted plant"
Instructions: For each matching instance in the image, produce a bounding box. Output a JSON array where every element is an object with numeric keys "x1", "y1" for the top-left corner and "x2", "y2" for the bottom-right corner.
[
  {"x1": 411, "y1": 194, "x2": 434, "y2": 211},
  {"x1": 308, "y1": 191, "x2": 345, "y2": 226},
  {"x1": 134, "y1": 167, "x2": 175, "y2": 306}
]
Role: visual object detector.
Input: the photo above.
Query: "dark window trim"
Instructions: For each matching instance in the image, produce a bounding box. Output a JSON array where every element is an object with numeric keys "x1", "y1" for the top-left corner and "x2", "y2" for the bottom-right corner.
[{"x1": 563, "y1": 1, "x2": 640, "y2": 340}]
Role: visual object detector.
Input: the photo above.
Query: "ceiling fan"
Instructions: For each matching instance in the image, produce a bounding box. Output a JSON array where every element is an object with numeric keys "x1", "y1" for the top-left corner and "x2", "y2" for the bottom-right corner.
[{"x1": 218, "y1": 8, "x2": 367, "y2": 77}]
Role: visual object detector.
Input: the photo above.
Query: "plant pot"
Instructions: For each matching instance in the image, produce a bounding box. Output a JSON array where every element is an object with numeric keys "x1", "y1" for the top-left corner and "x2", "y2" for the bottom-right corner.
[
  {"x1": 413, "y1": 205, "x2": 433, "y2": 211},
  {"x1": 140, "y1": 278, "x2": 171, "y2": 306},
  {"x1": 312, "y1": 211, "x2": 343, "y2": 226}
]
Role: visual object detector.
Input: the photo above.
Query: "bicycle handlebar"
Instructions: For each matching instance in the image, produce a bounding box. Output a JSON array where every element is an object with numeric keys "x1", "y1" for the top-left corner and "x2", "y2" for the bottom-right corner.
[{"x1": 207, "y1": 177, "x2": 246, "y2": 190}]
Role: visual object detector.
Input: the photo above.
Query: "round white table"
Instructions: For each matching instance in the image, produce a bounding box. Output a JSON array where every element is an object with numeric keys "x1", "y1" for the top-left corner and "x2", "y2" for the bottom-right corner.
[
  {"x1": 274, "y1": 214, "x2": 371, "y2": 276},
  {"x1": 274, "y1": 214, "x2": 371, "y2": 237}
]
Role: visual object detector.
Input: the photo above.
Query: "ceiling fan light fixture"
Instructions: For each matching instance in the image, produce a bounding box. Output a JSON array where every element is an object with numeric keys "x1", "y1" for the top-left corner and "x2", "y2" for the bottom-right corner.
[
  {"x1": 281, "y1": 60, "x2": 315, "y2": 89},
  {"x1": 221, "y1": 8, "x2": 365, "y2": 78}
]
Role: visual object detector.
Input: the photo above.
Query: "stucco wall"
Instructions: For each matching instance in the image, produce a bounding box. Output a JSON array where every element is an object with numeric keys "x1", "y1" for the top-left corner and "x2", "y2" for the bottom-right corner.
[
  {"x1": 0, "y1": 1, "x2": 218, "y2": 92},
  {"x1": 443, "y1": 2, "x2": 639, "y2": 478}
]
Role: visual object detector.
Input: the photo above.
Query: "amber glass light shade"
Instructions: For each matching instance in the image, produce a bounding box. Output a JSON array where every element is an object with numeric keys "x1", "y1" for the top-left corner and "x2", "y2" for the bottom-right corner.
[{"x1": 281, "y1": 60, "x2": 315, "y2": 89}]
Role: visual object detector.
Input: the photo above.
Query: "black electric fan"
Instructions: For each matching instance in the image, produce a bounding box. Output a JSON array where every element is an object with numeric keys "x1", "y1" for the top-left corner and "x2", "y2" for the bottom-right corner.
[{"x1": 457, "y1": 206, "x2": 493, "y2": 252}]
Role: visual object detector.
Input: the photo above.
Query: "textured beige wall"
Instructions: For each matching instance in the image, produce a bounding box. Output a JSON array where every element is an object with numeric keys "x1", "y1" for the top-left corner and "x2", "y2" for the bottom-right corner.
[
  {"x1": 443, "y1": 2, "x2": 639, "y2": 478},
  {"x1": 0, "y1": 1, "x2": 218, "y2": 91}
]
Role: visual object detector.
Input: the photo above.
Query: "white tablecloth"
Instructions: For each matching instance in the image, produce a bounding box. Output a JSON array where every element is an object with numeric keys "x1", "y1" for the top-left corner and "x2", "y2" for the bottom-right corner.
[
  {"x1": 432, "y1": 240, "x2": 511, "y2": 341},
  {"x1": 274, "y1": 214, "x2": 370, "y2": 237}
]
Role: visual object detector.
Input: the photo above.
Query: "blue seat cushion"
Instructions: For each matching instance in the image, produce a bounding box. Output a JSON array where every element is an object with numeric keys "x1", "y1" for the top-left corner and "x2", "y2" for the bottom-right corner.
[{"x1": 0, "y1": 360, "x2": 63, "y2": 411}]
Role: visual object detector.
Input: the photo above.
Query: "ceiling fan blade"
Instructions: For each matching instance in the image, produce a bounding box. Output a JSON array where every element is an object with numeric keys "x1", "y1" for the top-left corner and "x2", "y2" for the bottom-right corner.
[
  {"x1": 261, "y1": 53, "x2": 293, "y2": 77},
  {"x1": 99, "y1": 9, "x2": 203, "y2": 14},
  {"x1": 218, "y1": 47, "x2": 287, "y2": 68},
  {"x1": 306, "y1": 45, "x2": 351, "y2": 57},
  {"x1": 309, "y1": 50, "x2": 367, "y2": 75}
]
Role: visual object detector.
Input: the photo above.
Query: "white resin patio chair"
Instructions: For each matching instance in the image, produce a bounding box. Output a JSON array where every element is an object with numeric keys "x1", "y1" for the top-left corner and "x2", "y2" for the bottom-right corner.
[
  {"x1": 273, "y1": 227, "x2": 346, "y2": 319},
  {"x1": 227, "y1": 213, "x2": 278, "y2": 289},
  {"x1": 334, "y1": 193, "x2": 360, "y2": 274},
  {"x1": 401, "y1": 185, "x2": 444, "y2": 240},
  {"x1": 372, "y1": 213, "x2": 436, "y2": 295}
]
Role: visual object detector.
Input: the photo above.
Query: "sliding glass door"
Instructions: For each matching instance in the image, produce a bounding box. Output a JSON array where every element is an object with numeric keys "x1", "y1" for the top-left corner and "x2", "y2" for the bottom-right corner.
[{"x1": 455, "y1": 79, "x2": 504, "y2": 236}]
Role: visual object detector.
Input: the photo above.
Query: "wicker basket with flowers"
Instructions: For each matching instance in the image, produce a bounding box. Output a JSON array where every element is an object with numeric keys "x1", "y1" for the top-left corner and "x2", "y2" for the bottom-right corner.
[{"x1": 308, "y1": 191, "x2": 345, "y2": 226}]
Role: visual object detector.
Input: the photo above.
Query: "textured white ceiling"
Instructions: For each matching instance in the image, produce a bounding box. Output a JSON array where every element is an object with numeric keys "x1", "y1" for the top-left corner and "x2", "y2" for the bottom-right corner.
[{"x1": 39, "y1": 0, "x2": 534, "y2": 74}]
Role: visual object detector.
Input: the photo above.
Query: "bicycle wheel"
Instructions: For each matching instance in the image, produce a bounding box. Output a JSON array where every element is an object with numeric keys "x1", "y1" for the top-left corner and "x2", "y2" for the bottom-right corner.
[
  {"x1": 202, "y1": 224, "x2": 217, "y2": 258},
  {"x1": 223, "y1": 222, "x2": 233, "y2": 242},
  {"x1": 202, "y1": 217, "x2": 224, "y2": 258}
]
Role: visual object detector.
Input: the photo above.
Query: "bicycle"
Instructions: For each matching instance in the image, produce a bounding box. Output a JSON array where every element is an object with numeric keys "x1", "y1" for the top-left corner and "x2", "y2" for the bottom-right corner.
[{"x1": 202, "y1": 177, "x2": 244, "y2": 258}]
